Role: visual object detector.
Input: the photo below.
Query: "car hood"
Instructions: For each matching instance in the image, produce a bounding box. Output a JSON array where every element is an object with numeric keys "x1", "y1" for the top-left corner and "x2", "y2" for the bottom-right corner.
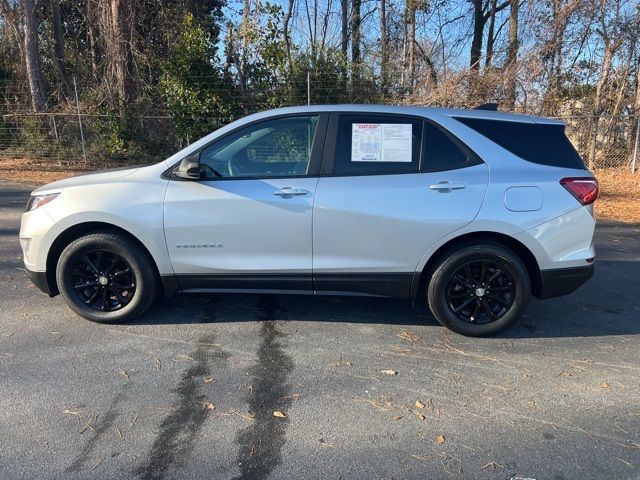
[{"x1": 32, "y1": 166, "x2": 140, "y2": 194}]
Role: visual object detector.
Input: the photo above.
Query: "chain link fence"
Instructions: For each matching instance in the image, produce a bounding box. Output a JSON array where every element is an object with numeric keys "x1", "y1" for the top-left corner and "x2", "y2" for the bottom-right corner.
[{"x1": 1, "y1": 107, "x2": 638, "y2": 172}]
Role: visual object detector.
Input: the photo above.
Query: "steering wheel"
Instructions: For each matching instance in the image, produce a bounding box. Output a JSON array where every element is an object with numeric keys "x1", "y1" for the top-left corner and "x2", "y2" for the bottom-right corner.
[{"x1": 199, "y1": 164, "x2": 223, "y2": 179}]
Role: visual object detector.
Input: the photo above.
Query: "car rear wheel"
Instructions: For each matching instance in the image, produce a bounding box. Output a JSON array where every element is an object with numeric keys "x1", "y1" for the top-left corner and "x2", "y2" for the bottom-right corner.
[
  {"x1": 56, "y1": 231, "x2": 158, "y2": 323},
  {"x1": 427, "y1": 243, "x2": 531, "y2": 336}
]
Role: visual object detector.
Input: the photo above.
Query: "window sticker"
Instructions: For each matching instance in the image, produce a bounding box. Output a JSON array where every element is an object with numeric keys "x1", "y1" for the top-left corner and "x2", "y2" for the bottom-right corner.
[{"x1": 351, "y1": 123, "x2": 412, "y2": 163}]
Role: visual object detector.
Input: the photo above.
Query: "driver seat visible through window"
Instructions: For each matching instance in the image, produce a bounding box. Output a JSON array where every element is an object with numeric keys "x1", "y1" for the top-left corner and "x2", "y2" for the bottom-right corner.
[{"x1": 198, "y1": 116, "x2": 319, "y2": 179}]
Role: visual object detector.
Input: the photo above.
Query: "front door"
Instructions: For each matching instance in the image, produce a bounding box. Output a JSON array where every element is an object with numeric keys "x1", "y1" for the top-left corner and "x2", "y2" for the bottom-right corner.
[{"x1": 164, "y1": 114, "x2": 325, "y2": 291}]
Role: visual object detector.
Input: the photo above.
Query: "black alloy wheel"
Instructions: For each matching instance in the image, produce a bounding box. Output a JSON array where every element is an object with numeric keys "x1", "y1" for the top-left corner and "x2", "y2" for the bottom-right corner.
[
  {"x1": 445, "y1": 260, "x2": 516, "y2": 324},
  {"x1": 427, "y1": 242, "x2": 531, "y2": 337},
  {"x1": 56, "y1": 231, "x2": 158, "y2": 323},
  {"x1": 70, "y1": 249, "x2": 136, "y2": 312}
]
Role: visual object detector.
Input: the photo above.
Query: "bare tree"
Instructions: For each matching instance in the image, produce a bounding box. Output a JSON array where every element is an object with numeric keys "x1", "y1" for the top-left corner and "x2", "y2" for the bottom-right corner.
[
  {"x1": 99, "y1": 0, "x2": 133, "y2": 110},
  {"x1": 283, "y1": 0, "x2": 295, "y2": 77},
  {"x1": 380, "y1": 0, "x2": 388, "y2": 93},
  {"x1": 50, "y1": 0, "x2": 71, "y2": 101},
  {"x1": 351, "y1": 0, "x2": 361, "y2": 87},
  {"x1": 484, "y1": 0, "x2": 498, "y2": 68},
  {"x1": 588, "y1": 0, "x2": 627, "y2": 166},
  {"x1": 504, "y1": 0, "x2": 519, "y2": 109},
  {"x1": 469, "y1": 0, "x2": 510, "y2": 70},
  {"x1": 341, "y1": 0, "x2": 348, "y2": 57},
  {"x1": 23, "y1": 0, "x2": 48, "y2": 111}
]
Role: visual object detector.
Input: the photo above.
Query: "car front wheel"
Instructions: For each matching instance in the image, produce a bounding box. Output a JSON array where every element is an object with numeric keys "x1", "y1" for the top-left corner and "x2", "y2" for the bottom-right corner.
[
  {"x1": 56, "y1": 231, "x2": 158, "y2": 323},
  {"x1": 427, "y1": 243, "x2": 531, "y2": 336}
]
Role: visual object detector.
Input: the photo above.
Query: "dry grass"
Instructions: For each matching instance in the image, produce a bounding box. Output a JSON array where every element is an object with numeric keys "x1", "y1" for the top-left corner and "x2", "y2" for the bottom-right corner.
[
  {"x1": 0, "y1": 157, "x2": 109, "y2": 185},
  {"x1": 594, "y1": 168, "x2": 640, "y2": 223},
  {"x1": 1, "y1": 158, "x2": 638, "y2": 223}
]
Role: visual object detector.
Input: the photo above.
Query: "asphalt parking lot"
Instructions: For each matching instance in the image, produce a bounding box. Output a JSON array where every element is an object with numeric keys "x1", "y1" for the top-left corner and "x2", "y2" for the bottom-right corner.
[{"x1": 1, "y1": 180, "x2": 639, "y2": 480}]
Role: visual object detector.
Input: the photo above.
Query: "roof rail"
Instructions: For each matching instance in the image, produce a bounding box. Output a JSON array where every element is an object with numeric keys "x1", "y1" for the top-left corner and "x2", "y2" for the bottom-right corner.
[{"x1": 473, "y1": 103, "x2": 499, "y2": 111}]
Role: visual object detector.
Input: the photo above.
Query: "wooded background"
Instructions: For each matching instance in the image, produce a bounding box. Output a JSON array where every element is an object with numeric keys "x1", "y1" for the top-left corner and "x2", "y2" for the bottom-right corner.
[{"x1": 0, "y1": 0, "x2": 639, "y2": 169}]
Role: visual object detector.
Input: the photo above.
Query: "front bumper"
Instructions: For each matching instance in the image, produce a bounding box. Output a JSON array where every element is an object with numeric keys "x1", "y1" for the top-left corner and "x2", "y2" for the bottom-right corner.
[
  {"x1": 537, "y1": 264, "x2": 594, "y2": 299},
  {"x1": 26, "y1": 268, "x2": 56, "y2": 296}
]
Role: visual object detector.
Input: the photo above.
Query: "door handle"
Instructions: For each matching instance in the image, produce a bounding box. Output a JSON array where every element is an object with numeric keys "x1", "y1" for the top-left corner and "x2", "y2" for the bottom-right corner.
[
  {"x1": 429, "y1": 181, "x2": 466, "y2": 191},
  {"x1": 273, "y1": 187, "x2": 309, "y2": 197}
]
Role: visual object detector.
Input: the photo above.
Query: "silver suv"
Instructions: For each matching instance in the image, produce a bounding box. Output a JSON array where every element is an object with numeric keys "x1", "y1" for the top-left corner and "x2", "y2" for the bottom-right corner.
[{"x1": 19, "y1": 105, "x2": 597, "y2": 336}]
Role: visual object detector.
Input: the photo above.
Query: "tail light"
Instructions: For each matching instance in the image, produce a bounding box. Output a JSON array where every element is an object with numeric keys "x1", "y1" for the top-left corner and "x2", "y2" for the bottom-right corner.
[{"x1": 560, "y1": 177, "x2": 598, "y2": 205}]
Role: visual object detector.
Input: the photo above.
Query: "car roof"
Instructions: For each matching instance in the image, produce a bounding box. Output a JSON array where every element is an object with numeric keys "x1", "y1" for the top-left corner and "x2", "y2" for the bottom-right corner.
[{"x1": 248, "y1": 104, "x2": 564, "y2": 125}]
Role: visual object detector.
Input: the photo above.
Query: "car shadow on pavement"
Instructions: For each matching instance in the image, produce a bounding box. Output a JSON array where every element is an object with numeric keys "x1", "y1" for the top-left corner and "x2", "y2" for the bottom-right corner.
[{"x1": 136, "y1": 257, "x2": 639, "y2": 340}]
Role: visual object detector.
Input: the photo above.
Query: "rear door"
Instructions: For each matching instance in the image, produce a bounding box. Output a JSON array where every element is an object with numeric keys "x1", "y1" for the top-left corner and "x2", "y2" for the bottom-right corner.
[{"x1": 312, "y1": 112, "x2": 489, "y2": 297}]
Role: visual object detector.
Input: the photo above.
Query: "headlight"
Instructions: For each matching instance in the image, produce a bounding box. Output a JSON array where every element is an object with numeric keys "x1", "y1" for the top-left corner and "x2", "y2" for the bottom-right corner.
[{"x1": 26, "y1": 193, "x2": 60, "y2": 212}]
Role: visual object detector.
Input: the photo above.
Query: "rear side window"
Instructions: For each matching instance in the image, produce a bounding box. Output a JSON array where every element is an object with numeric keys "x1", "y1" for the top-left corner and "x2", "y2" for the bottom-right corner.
[
  {"x1": 454, "y1": 117, "x2": 585, "y2": 169},
  {"x1": 331, "y1": 114, "x2": 422, "y2": 175},
  {"x1": 423, "y1": 122, "x2": 482, "y2": 172}
]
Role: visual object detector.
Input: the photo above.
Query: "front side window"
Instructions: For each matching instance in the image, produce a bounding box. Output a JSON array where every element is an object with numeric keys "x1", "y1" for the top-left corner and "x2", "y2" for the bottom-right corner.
[
  {"x1": 331, "y1": 114, "x2": 422, "y2": 175},
  {"x1": 198, "y1": 115, "x2": 319, "y2": 179}
]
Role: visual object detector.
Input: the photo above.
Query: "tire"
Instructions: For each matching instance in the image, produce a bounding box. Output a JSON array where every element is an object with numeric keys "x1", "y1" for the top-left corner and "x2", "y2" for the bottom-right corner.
[
  {"x1": 427, "y1": 242, "x2": 531, "y2": 337},
  {"x1": 56, "y1": 231, "x2": 158, "y2": 323}
]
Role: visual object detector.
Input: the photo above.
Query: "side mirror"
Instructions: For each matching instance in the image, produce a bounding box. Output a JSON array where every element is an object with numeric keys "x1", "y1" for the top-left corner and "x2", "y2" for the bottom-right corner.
[{"x1": 173, "y1": 153, "x2": 201, "y2": 180}]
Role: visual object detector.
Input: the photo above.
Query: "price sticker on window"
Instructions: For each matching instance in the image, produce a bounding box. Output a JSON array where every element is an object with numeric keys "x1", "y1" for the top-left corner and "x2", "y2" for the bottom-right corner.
[{"x1": 351, "y1": 123, "x2": 412, "y2": 163}]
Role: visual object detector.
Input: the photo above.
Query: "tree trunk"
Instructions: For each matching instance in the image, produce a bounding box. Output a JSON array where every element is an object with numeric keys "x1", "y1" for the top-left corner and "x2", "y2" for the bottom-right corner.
[
  {"x1": 100, "y1": 0, "x2": 133, "y2": 112},
  {"x1": 629, "y1": 51, "x2": 640, "y2": 162},
  {"x1": 351, "y1": 0, "x2": 361, "y2": 90},
  {"x1": 549, "y1": 0, "x2": 565, "y2": 99},
  {"x1": 86, "y1": 0, "x2": 100, "y2": 79},
  {"x1": 408, "y1": 3, "x2": 416, "y2": 92},
  {"x1": 283, "y1": 0, "x2": 294, "y2": 77},
  {"x1": 423, "y1": 51, "x2": 438, "y2": 86},
  {"x1": 379, "y1": 0, "x2": 388, "y2": 94},
  {"x1": 505, "y1": 0, "x2": 519, "y2": 110},
  {"x1": 240, "y1": 0, "x2": 251, "y2": 93},
  {"x1": 469, "y1": 0, "x2": 484, "y2": 70},
  {"x1": 485, "y1": 0, "x2": 497, "y2": 69},
  {"x1": 340, "y1": 0, "x2": 348, "y2": 88},
  {"x1": 23, "y1": 0, "x2": 47, "y2": 111},
  {"x1": 341, "y1": 0, "x2": 348, "y2": 57},
  {"x1": 588, "y1": 43, "x2": 614, "y2": 168},
  {"x1": 50, "y1": 0, "x2": 71, "y2": 101}
]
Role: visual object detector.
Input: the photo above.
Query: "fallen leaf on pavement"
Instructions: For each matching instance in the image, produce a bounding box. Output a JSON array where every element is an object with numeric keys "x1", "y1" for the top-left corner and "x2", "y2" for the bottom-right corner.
[
  {"x1": 381, "y1": 369, "x2": 397, "y2": 376},
  {"x1": 414, "y1": 413, "x2": 426, "y2": 421},
  {"x1": 200, "y1": 401, "x2": 215, "y2": 410},
  {"x1": 117, "y1": 369, "x2": 130, "y2": 382},
  {"x1": 273, "y1": 410, "x2": 286, "y2": 418},
  {"x1": 397, "y1": 330, "x2": 421, "y2": 342},
  {"x1": 481, "y1": 461, "x2": 503, "y2": 470},
  {"x1": 203, "y1": 376, "x2": 214, "y2": 384},
  {"x1": 601, "y1": 382, "x2": 611, "y2": 389},
  {"x1": 173, "y1": 354, "x2": 195, "y2": 362},
  {"x1": 436, "y1": 435, "x2": 445, "y2": 444},
  {"x1": 410, "y1": 453, "x2": 433, "y2": 463},
  {"x1": 394, "y1": 415, "x2": 404, "y2": 421},
  {"x1": 415, "y1": 401, "x2": 425, "y2": 409}
]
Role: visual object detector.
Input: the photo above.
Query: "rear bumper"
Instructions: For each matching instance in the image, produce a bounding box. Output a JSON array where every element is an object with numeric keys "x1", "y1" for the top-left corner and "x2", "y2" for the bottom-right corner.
[
  {"x1": 26, "y1": 268, "x2": 56, "y2": 297},
  {"x1": 537, "y1": 264, "x2": 594, "y2": 299}
]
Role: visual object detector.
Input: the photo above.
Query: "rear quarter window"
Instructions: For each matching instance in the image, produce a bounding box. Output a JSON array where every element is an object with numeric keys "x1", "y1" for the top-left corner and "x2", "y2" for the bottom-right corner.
[
  {"x1": 454, "y1": 117, "x2": 586, "y2": 169},
  {"x1": 423, "y1": 122, "x2": 483, "y2": 172}
]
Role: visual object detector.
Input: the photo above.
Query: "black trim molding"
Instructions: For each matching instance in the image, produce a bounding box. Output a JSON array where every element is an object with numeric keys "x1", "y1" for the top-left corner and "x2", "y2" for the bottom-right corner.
[
  {"x1": 313, "y1": 273, "x2": 413, "y2": 298},
  {"x1": 537, "y1": 264, "x2": 594, "y2": 299},
  {"x1": 177, "y1": 274, "x2": 312, "y2": 292},
  {"x1": 26, "y1": 268, "x2": 56, "y2": 297},
  {"x1": 166, "y1": 272, "x2": 414, "y2": 299}
]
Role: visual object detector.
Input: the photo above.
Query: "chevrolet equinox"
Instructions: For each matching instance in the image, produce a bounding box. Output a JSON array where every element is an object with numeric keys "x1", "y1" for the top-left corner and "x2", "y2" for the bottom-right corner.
[{"x1": 19, "y1": 105, "x2": 597, "y2": 336}]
